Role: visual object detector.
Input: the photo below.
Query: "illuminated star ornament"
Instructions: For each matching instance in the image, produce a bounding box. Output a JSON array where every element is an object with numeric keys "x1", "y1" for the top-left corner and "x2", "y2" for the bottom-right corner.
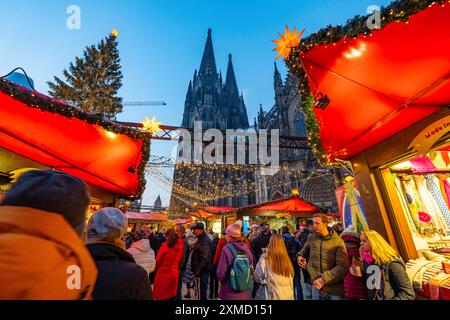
[
  {"x1": 112, "y1": 29, "x2": 119, "y2": 37},
  {"x1": 272, "y1": 25, "x2": 304, "y2": 60},
  {"x1": 141, "y1": 116, "x2": 161, "y2": 135}
]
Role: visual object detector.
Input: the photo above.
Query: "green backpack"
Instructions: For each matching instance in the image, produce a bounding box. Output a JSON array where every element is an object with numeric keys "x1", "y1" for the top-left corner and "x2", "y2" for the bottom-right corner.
[{"x1": 228, "y1": 244, "x2": 253, "y2": 292}]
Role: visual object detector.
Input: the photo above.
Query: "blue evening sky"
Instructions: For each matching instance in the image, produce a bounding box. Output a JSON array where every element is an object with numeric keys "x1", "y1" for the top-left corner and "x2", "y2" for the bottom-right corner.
[{"x1": 0, "y1": 0, "x2": 392, "y2": 206}]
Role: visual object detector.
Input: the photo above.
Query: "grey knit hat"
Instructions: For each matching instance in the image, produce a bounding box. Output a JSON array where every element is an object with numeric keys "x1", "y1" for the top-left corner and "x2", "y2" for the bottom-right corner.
[
  {"x1": 2, "y1": 170, "x2": 90, "y2": 230},
  {"x1": 87, "y1": 207, "x2": 128, "y2": 241}
]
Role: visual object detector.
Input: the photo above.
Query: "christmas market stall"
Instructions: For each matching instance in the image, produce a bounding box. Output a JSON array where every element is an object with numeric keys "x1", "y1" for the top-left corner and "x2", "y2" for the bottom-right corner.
[
  {"x1": 221, "y1": 195, "x2": 326, "y2": 232},
  {"x1": 125, "y1": 211, "x2": 168, "y2": 232},
  {"x1": 192, "y1": 206, "x2": 234, "y2": 234},
  {"x1": 0, "y1": 73, "x2": 150, "y2": 220},
  {"x1": 280, "y1": 0, "x2": 450, "y2": 299}
]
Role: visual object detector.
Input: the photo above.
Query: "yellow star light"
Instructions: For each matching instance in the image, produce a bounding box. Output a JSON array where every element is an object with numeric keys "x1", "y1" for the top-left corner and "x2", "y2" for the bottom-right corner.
[
  {"x1": 112, "y1": 29, "x2": 119, "y2": 37},
  {"x1": 272, "y1": 25, "x2": 304, "y2": 60},
  {"x1": 141, "y1": 116, "x2": 161, "y2": 135}
]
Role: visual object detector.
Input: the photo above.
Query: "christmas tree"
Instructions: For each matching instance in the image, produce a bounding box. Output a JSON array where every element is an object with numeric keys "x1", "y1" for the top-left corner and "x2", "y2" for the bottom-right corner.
[{"x1": 48, "y1": 32, "x2": 123, "y2": 119}]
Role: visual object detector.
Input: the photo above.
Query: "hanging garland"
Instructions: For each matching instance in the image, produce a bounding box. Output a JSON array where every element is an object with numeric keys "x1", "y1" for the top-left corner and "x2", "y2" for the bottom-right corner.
[
  {"x1": 283, "y1": 0, "x2": 447, "y2": 166},
  {"x1": 0, "y1": 77, "x2": 150, "y2": 200}
]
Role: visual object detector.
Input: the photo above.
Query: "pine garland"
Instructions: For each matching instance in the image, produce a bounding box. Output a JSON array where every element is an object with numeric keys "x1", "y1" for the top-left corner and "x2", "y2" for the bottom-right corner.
[
  {"x1": 284, "y1": 0, "x2": 446, "y2": 165},
  {"x1": 0, "y1": 77, "x2": 150, "y2": 200}
]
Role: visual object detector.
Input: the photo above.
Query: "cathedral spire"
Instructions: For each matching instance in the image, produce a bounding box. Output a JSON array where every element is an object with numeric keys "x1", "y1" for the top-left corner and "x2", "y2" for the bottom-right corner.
[
  {"x1": 274, "y1": 62, "x2": 283, "y2": 95},
  {"x1": 224, "y1": 54, "x2": 239, "y2": 96},
  {"x1": 199, "y1": 28, "x2": 217, "y2": 76},
  {"x1": 186, "y1": 80, "x2": 192, "y2": 98}
]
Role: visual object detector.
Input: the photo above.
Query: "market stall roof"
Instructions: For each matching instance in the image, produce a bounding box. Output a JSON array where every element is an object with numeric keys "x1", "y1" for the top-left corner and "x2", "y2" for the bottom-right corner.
[
  {"x1": 0, "y1": 78, "x2": 150, "y2": 198},
  {"x1": 190, "y1": 206, "x2": 235, "y2": 220},
  {"x1": 173, "y1": 218, "x2": 192, "y2": 224},
  {"x1": 125, "y1": 211, "x2": 167, "y2": 222},
  {"x1": 231, "y1": 196, "x2": 325, "y2": 217},
  {"x1": 286, "y1": 0, "x2": 450, "y2": 162}
]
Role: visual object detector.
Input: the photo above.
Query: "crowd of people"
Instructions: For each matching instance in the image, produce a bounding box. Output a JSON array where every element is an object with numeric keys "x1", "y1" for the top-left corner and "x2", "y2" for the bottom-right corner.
[{"x1": 0, "y1": 169, "x2": 416, "y2": 300}]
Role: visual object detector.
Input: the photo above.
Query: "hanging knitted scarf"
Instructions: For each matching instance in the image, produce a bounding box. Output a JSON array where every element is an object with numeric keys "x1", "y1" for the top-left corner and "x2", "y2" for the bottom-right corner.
[{"x1": 425, "y1": 174, "x2": 450, "y2": 229}]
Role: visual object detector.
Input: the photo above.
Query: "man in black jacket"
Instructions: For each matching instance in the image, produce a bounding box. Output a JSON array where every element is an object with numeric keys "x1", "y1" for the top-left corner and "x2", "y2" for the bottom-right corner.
[
  {"x1": 190, "y1": 222, "x2": 211, "y2": 300},
  {"x1": 251, "y1": 224, "x2": 272, "y2": 263}
]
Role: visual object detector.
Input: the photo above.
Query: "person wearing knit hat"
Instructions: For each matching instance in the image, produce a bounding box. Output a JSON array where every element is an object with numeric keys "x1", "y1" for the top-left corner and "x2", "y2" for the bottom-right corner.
[
  {"x1": 86, "y1": 207, "x2": 152, "y2": 300},
  {"x1": 216, "y1": 220, "x2": 254, "y2": 300},
  {"x1": 87, "y1": 207, "x2": 128, "y2": 245},
  {"x1": 1, "y1": 169, "x2": 90, "y2": 236},
  {"x1": 226, "y1": 220, "x2": 243, "y2": 239},
  {"x1": 0, "y1": 169, "x2": 97, "y2": 300}
]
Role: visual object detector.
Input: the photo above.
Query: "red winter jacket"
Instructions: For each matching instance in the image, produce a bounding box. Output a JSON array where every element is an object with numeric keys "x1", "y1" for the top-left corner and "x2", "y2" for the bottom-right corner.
[{"x1": 153, "y1": 238, "x2": 184, "y2": 300}]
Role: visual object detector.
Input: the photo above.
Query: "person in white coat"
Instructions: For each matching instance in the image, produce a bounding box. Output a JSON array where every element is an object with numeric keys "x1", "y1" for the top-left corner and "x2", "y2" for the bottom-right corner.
[
  {"x1": 127, "y1": 228, "x2": 156, "y2": 274},
  {"x1": 253, "y1": 234, "x2": 294, "y2": 300}
]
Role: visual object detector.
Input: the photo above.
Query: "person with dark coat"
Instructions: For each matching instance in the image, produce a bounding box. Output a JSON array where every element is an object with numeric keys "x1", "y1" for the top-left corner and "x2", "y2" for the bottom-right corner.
[
  {"x1": 299, "y1": 220, "x2": 314, "y2": 249},
  {"x1": 250, "y1": 224, "x2": 271, "y2": 299},
  {"x1": 209, "y1": 233, "x2": 220, "y2": 299},
  {"x1": 147, "y1": 227, "x2": 161, "y2": 284},
  {"x1": 251, "y1": 224, "x2": 272, "y2": 263},
  {"x1": 357, "y1": 230, "x2": 415, "y2": 300},
  {"x1": 175, "y1": 224, "x2": 190, "y2": 300},
  {"x1": 340, "y1": 226, "x2": 367, "y2": 300},
  {"x1": 190, "y1": 222, "x2": 212, "y2": 300},
  {"x1": 297, "y1": 214, "x2": 348, "y2": 300},
  {"x1": 86, "y1": 208, "x2": 152, "y2": 300},
  {"x1": 298, "y1": 220, "x2": 314, "y2": 300},
  {"x1": 281, "y1": 226, "x2": 302, "y2": 300},
  {"x1": 148, "y1": 227, "x2": 161, "y2": 254}
]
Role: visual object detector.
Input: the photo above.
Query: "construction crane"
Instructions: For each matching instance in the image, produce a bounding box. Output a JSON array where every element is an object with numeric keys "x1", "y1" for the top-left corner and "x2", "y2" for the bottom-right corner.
[{"x1": 123, "y1": 101, "x2": 166, "y2": 107}]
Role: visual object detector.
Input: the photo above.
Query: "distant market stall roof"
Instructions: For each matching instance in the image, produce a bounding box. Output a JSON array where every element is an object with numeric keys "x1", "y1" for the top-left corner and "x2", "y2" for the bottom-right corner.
[
  {"x1": 285, "y1": 0, "x2": 450, "y2": 164},
  {"x1": 0, "y1": 78, "x2": 150, "y2": 198},
  {"x1": 125, "y1": 211, "x2": 167, "y2": 222},
  {"x1": 188, "y1": 206, "x2": 235, "y2": 220}
]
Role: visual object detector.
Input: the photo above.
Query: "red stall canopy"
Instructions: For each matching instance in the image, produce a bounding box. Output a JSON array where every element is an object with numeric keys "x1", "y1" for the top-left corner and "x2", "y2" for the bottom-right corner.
[
  {"x1": 300, "y1": 2, "x2": 450, "y2": 161},
  {"x1": 231, "y1": 196, "x2": 325, "y2": 217},
  {"x1": 125, "y1": 211, "x2": 167, "y2": 222},
  {"x1": 0, "y1": 79, "x2": 149, "y2": 197},
  {"x1": 241, "y1": 196, "x2": 322, "y2": 213}
]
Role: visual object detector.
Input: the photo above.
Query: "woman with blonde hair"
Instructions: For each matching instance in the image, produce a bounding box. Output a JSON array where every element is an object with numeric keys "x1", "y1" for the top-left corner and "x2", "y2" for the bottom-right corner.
[
  {"x1": 253, "y1": 234, "x2": 294, "y2": 300},
  {"x1": 351, "y1": 230, "x2": 415, "y2": 300}
]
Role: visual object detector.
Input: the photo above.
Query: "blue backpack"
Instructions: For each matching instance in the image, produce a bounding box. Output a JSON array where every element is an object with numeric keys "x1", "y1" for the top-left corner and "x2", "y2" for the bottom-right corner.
[{"x1": 228, "y1": 244, "x2": 253, "y2": 292}]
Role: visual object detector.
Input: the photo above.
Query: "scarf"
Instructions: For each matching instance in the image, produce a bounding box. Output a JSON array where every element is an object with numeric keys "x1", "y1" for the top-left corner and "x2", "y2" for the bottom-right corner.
[{"x1": 362, "y1": 250, "x2": 375, "y2": 265}]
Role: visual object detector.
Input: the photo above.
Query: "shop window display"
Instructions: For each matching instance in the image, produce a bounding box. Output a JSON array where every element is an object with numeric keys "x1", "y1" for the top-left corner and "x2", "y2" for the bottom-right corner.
[
  {"x1": 389, "y1": 148, "x2": 450, "y2": 299},
  {"x1": 390, "y1": 149, "x2": 450, "y2": 253}
]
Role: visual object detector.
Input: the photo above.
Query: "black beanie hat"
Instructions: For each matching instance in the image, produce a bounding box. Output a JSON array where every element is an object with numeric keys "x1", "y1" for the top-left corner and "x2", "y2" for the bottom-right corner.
[{"x1": 2, "y1": 170, "x2": 90, "y2": 228}]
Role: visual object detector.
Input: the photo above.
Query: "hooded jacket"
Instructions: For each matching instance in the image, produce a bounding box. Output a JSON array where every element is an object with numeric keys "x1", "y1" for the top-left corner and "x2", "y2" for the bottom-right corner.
[
  {"x1": 297, "y1": 227, "x2": 348, "y2": 297},
  {"x1": 0, "y1": 206, "x2": 97, "y2": 300},
  {"x1": 127, "y1": 239, "x2": 156, "y2": 274}
]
